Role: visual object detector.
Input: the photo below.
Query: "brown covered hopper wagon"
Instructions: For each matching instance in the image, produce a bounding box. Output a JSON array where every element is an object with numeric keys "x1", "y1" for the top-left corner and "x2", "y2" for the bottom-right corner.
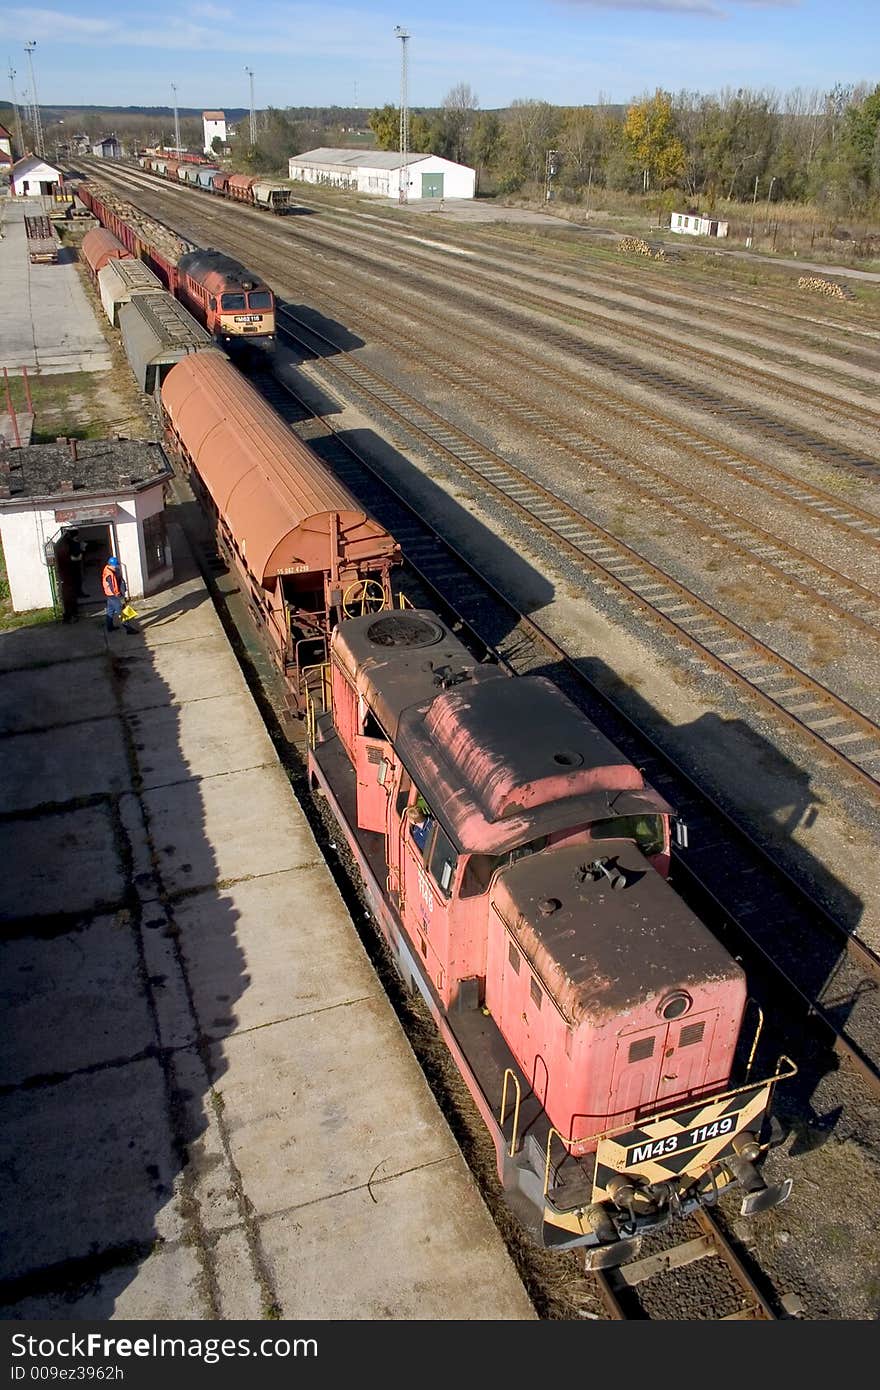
[{"x1": 160, "y1": 351, "x2": 400, "y2": 699}]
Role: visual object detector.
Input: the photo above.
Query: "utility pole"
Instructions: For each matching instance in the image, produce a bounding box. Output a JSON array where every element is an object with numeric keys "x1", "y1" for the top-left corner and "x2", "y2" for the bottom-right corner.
[
  {"x1": 8, "y1": 61, "x2": 24, "y2": 158},
  {"x1": 544, "y1": 149, "x2": 559, "y2": 202},
  {"x1": 24, "y1": 42, "x2": 44, "y2": 157},
  {"x1": 394, "y1": 25, "x2": 410, "y2": 204},
  {"x1": 244, "y1": 67, "x2": 256, "y2": 146},
  {"x1": 764, "y1": 175, "x2": 777, "y2": 234},
  {"x1": 748, "y1": 173, "x2": 759, "y2": 244},
  {"x1": 171, "y1": 82, "x2": 181, "y2": 155}
]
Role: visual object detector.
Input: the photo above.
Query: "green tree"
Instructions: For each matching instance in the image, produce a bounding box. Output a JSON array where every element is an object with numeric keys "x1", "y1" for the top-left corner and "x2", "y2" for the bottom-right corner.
[
  {"x1": 499, "y1": 99, "x2": 559, "y2": 189},
  {"x1": 471, "y1": 111, "x2": 502, "y2": 192},
  {"x1": 369, "y1": 104, "x2": 399, "y2": 150},
  {"x1": 845, "y1": 83, "x2": 880, "y2": 197},
  {"x1": 623, "y1": 89, "x2": 686, "y2": 190},
  {"x1": 211, "y1": 134, "x2": 223, "y2": 154}
]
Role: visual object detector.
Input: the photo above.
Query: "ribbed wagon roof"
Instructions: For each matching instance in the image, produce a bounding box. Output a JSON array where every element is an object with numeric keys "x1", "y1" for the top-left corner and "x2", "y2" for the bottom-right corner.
[
  {"x1": 160, "y1": 353, "x2": 397, "y2": 585},
  {"x1": 81, "y1": 226, "x2": 130, "y2": 274}
]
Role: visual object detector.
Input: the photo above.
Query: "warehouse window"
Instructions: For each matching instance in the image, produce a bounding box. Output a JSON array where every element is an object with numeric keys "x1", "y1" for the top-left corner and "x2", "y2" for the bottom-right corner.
[{"x1": 143, "y1": 511, "x2": 167, "y2": 577}]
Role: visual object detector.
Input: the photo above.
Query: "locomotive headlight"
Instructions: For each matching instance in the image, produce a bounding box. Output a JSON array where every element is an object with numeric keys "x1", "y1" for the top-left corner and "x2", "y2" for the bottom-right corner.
[
  {"x1": 658, "y1": 991, "x2": 691, "y2": 1020},
  {"x1": 733, "y1": 1131, "x2": 761, "y2": 1163}
]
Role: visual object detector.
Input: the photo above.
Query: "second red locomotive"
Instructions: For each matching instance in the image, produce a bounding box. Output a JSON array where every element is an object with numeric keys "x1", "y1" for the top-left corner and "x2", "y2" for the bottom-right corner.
[
  {"x1": 307, "y1": 609, "x2": 795, "y2": 1266},
  {"x1": 177, "y1": 249, "x2": 275, "y2": 346},
  {"x1": 76, "y1": 183, "x2": 276, "y2": 350}
]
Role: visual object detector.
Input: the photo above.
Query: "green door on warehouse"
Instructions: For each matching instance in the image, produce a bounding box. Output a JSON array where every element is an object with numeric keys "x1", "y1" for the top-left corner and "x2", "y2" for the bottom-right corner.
[{"x1": 421, "y1": 172, "x2": 444, "y2": 199}]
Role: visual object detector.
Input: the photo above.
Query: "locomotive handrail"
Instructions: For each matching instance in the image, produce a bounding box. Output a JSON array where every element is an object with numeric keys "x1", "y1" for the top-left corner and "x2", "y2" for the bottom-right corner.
[
  {"x1": 500, "y1": 1069, "x2": 523, "y2": 1158},
  {"x1": 744, "y1": 999, "x2": 764, "y2": 1082},
  {"x1": 302, "y1": 662, "x2": 331, "y2": 748},
  {"x1": 541, "y1": 1055, "x2": 798, "y2": 1199}
]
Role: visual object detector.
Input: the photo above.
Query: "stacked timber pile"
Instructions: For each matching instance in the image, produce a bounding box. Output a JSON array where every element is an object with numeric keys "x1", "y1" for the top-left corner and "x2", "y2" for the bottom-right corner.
[
  {"x1": 87, "y1": 182, "x2": 195, "y2": 263},
  {"x1": 618, "y1": 235, "x2": 666, "y2": 261},
  {"x1": 796, "y1": 275, "x2": 854, "y2": 300}
]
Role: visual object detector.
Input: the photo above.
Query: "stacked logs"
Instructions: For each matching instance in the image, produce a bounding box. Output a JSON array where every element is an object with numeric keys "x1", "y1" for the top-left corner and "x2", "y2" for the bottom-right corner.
[
  {"x1": 796, "y1": 275, "x2": 853, "y2": 300},
  {"x1": 617, "y1": 236, "x2": 666, "y2": 261}
]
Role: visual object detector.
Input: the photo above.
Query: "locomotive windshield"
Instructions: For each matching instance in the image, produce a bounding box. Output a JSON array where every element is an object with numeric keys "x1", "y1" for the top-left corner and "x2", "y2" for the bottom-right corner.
[
  {"x1": 591, "y1": 814, "x2": 665, "y2": 858},
  {"x1": 221, "y1": 293, "x2": 246, "y2": 310},
  {"x1": 248, "y1": 291, "x2": 272, "y2": 309}
]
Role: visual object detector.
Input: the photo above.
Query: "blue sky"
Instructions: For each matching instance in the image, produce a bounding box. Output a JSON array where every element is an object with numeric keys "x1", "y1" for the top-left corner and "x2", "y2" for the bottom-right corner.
[{"x1": 0, "y1": 1, "x2": 875, "y2": 111}]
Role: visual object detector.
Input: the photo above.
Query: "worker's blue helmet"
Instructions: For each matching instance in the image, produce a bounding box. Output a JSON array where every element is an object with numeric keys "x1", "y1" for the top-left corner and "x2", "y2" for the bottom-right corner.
[{"x1": 107, "y1": 556, "x2": 120, "y2": 568}]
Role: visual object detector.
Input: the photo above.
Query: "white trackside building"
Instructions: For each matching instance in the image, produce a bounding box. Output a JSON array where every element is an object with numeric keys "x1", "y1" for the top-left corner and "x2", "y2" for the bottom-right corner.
[{"x1": 288, "y1": 148, "x2": 475, "y2": 201}]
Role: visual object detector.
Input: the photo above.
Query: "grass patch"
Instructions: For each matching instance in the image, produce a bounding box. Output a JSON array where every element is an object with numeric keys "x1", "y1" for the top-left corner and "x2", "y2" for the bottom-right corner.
[{"x1": 5, "y1": 368, "x2": 149, "y2": 443}]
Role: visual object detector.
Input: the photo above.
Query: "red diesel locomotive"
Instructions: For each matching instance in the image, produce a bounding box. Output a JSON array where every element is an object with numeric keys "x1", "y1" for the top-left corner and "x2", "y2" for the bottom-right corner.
[
  {"x1": 177, "y1": 249, "x2": 275, "y2": 345},
  {"x1": 307, "y1": 609, "x2": 795, "y2": 1267},
  {"x1": 77, "y1": 183, "x2": 276, "y2": 349}
]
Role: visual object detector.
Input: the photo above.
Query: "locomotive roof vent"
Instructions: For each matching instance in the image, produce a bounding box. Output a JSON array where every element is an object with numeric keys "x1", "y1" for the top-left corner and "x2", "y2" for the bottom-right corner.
[{"x1": 366, "y1": 614, "x2": 445, "y2": 648}]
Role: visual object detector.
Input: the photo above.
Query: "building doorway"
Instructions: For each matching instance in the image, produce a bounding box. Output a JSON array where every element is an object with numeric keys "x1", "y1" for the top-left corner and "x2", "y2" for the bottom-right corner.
[{"x1": 421, "y1": 172, "x2": 444, "y2": 199}]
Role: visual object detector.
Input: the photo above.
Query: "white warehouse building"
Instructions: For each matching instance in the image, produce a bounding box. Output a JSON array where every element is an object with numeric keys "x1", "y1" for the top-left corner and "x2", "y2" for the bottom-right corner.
[{"x1": 288, "y1": 148, "x2": 475, "y2": 201}]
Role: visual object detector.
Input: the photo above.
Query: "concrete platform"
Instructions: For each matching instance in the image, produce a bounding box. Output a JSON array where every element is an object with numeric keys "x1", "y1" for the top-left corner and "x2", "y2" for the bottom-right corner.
[
  {"x1": 0, "y1": 519, "x2": 535, "y2": 1321},
  {"x1": 0, "y1": 195, "x2": 113, "y2": 373}
]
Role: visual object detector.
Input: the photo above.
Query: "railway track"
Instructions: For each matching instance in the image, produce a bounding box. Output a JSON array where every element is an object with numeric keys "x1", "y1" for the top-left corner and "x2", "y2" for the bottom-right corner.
[
  {"x1": 593, "y1": 1209, "x2": 778, "y2": 1319},
  {"x1": 87, "y1": 160, "x2": 880, "y2": 524},
  {"x1": 239, "y1": 179, "x2": 880, "y2": 402},
  {"x1": 77, "y1": 163, "x2": 880, "y2": 1086},
  {"x1": 274, "y1": 305, "x2": 880, "y2": 799},
  {"x1": 246, "y1": 350, "x2": 880, "y2": 1104},
  {"x1": 278, "y1": 266, "x2": 880, "y2": 637},
  {"x1": 87, "y1": 162, "x2": 880, "y2": 480}
]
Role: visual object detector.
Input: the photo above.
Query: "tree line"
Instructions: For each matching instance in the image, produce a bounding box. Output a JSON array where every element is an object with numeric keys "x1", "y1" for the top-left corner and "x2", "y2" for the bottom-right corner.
[{"x1": 368, "y1": 83, "x2": 880, "y2": 212}]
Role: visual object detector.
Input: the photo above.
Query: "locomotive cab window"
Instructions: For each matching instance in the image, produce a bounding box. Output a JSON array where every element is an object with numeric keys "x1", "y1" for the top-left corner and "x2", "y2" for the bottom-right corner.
[
  {"x1": 428, "y1": 826, "x2": 458, "y2": 898},
  {"x1": 248, "y1": 290, "x2": 272, "y2": 309},
  {"x1": 590, "y1": 814, "x2": 665, "y2": 858},
  {"x1": 221, "y1": 293, "x2": 246, "y2": 311}
]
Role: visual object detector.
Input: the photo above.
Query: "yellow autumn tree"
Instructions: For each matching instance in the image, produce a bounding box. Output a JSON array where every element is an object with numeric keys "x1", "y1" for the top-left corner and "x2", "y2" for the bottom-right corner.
[{"x1": 624, "y1": 90, "x2": 686, "y2": 189}]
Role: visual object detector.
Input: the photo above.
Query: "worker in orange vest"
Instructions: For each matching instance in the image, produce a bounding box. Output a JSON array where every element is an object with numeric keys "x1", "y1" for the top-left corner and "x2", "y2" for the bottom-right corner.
[{"x1": 101, "y1": 556, "x2": 135, "y2": 634}]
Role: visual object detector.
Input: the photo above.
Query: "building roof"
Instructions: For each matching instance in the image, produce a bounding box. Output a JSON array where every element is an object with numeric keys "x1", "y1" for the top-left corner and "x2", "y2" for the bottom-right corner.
[
  {"x1": 290, "y1": 147, "x2": 430, "y2": 170},
  {"x1": 93, "y1": 135, "x2": 120, "y2": 146},
  {"x1": 0, "y1": 124, "x2": 12, "y2": 139},
  {"x1": 202, "y1": 111, "x2": 225, "y2": 120},
  {"x1": 11, "y1": 154, "x2": 62, "y2": 180},
  {"x1": 0, "y1": 438, "x2": 171, "y2": 505}
]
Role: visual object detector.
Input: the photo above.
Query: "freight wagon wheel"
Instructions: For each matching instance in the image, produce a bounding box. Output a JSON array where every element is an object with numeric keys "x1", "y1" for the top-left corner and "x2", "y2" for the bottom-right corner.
[{"x1": 342, "y1": 579, "x2": 387, "y2": 617}]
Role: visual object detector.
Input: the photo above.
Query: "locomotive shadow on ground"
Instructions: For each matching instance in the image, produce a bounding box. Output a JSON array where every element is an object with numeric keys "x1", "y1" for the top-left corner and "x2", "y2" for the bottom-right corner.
[
  {"x1": 0, "y1": 556, "x2": 248, "y2": 1319},
  {"x1": 538, "y1": 651, "x2": 864, "y2": 1153},
  {"x1": 274, "y1": 300, "x2": 366, "y2": 363}
]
